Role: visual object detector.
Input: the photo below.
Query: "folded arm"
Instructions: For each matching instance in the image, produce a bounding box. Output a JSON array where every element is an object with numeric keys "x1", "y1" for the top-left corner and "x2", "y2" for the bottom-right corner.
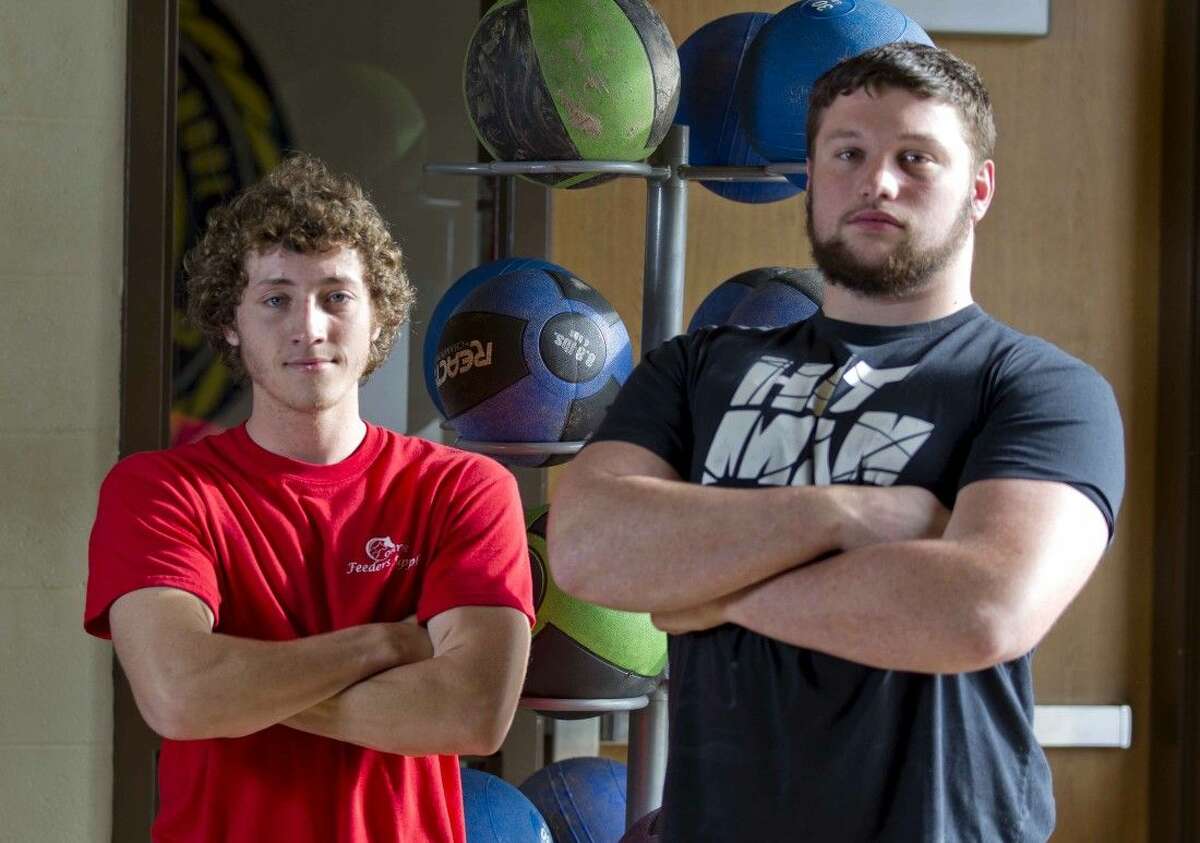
[
  {"x1": 655, "y1": 478, "x2": 1109, "y2": 674},
  {"x1": 109, "y1": 587, "x2": 431, "y2": 741},
  {"x1": 549, "y1": 440, "x2": 948, "y2": 612},
  {"x1": 285, "y1": 605, "x2": 531, "y2": 756}
]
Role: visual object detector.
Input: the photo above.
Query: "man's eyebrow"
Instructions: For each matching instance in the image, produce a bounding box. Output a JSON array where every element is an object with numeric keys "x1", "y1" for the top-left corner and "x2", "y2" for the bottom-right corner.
[
  {"x1": 250, "y1": 277, "x2": 295, "y2": 288},
  {"x1": 822, "y1": 129, "x2": 862, "y2": 141},
  {"x1": 897, "y1": 132, "x2": 948, "y2": 148},
  {"x1": 250, "y1": 275, "x2": 359, "y2": 288}
]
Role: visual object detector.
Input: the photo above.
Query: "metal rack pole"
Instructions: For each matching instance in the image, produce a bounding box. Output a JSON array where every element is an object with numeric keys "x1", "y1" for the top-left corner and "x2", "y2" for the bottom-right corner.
[
  {"x1": 627, "y1": 124, "x2": 688, "y2": 829},
  {"x1": 640, "y1": 124, "x2": 689, "y2": 352}
]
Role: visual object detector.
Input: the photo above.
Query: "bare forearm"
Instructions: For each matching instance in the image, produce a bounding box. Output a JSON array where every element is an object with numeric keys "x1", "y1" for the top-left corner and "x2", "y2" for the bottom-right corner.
[
  {"x1": 725, "y1": 539, "x2": 1026, "y2": 673},
  {"x1": 133, "y1": 624, "x2": 425, "y2": 740},
  {"x1": 286, "y1": 627, "x2": 529, "y2": 756},
  {"x1": 649, "y1": 479, "x2": 1107, "y2": 673},
  {"x1": 550, "y1": 472, "x2": 842, "y2": 612}
]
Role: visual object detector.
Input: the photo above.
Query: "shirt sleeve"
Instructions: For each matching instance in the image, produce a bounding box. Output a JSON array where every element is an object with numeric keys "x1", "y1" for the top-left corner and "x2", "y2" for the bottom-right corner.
[
  {"x1": 958, "y1": 339, "x2": 1126, "y2": 537},
  {"x1": 588, "y1": 332, "x2": 697, "y2": 475},
  {"x1": 84, "y1": 453, "x2": 223, "y2": 638},
  {"x1": 416, "y1": 456, "x2": 534, "y2": 625}
]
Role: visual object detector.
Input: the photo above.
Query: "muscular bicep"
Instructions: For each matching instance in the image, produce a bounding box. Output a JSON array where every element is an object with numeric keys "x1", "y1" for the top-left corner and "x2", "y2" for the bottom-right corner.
[
  {"x1": 944, "y1": 478, "x2": 1110, "y2": 649},
  {"x1": 562, "y1": 440, "x2": 683, "y2": 484},
  {"x1": 426, "y1": 605, "x2": 531, "y2": 702},
  {"x1": 109, "y1": 588, "x2": 216, "y2": 722},
  {"x1": 550, "y1": 441, "x2": 684, "y2": 584},
  {"x1": 553, "y1": 440, "x2": 683, "y2": 534}
]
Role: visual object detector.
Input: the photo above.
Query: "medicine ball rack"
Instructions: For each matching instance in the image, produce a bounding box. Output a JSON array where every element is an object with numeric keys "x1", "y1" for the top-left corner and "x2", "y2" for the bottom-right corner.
[{"x1": 426, "y1": 124, "x2": 800, "y2": 829}]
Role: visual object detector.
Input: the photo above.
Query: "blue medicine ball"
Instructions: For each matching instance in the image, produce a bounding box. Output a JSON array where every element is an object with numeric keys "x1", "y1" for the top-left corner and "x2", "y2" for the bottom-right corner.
[
  {"x1": 689, "y1": 266, "x2": 823, "y2": 332},
  {"x1": 461, "y1": 768, "x2": 553, "y2": 843},
  {"x1": 435, "y1": 268, "x2": 633, "y2": 465},
  {"x1": 424, "y1": 258, "x2": 564, "y2": 416},
  {"x1": 676, "y1": 13, "x2": 801, "y2": 204},
  {"x1": 727, "y1": 267, "x2": 822, "y2": 328},
  {"x1": 520, "y1": 757, "x2": 627, "y2": 843},
  {"x1": 736, "y1": 0, "x2": 933, "y2": 188}
]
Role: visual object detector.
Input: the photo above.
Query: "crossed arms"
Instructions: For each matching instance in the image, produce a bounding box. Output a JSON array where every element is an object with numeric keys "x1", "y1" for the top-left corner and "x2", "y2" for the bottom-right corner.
[
  {"x1": 110, "y1": 590, "x2": 529, "y2": 756},
  {"x1": 548, "y1": 440, "x2": 1109, "y2": 674}
]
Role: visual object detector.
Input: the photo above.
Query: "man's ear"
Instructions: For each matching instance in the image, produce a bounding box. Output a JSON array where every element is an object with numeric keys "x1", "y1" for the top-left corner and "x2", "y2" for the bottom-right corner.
[
  {"x1": 224, "y1": 327, "x2": 240, "y2": 347},
  {"x1": 971, "y1": 159, "x2": 996, "y2": 223}
]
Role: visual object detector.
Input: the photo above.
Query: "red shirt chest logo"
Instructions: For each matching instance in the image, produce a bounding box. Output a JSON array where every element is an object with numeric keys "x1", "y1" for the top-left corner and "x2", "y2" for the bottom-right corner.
[{"x1": 346, "y1": 536, "x2": 420, "y2": 575}]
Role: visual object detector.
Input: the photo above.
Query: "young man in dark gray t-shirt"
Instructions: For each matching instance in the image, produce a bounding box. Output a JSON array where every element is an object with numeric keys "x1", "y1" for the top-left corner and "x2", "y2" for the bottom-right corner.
[{"x1": 550, "y1": 43, "x2": 1123, "y2": 842}]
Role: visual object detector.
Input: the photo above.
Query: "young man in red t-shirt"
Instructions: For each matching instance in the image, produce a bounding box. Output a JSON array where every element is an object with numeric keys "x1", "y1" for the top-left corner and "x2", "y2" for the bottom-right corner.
[{"x1": 85, "y1": 153, "x2": 534, "y2": 843}]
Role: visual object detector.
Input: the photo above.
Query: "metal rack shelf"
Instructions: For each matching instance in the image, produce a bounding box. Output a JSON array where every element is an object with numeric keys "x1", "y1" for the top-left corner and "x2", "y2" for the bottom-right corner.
[
  {"x1": 520, "y1": 695, "x2": 650, "y2": 714},
  {"x1": 677, "y1": 163, "x2": 804, "y2": 182},
  {"x1": 450, "y1": 439, "x2": 586, "y2": 459},
  {"x1": 426, "y1": 160, "x2": 669, "y2": 179}
]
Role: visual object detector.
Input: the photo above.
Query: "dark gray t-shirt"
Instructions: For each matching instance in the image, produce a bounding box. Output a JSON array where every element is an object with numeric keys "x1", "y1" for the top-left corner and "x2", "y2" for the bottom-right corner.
[{"x1": 591, "y1": 305, "x2": 1125, "y2": 843}]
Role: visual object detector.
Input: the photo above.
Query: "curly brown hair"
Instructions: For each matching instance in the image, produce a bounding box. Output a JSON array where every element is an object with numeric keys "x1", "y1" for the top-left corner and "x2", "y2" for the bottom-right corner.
[{"x1": 184, "y1": 152, "x2": 415, "y2": 380}]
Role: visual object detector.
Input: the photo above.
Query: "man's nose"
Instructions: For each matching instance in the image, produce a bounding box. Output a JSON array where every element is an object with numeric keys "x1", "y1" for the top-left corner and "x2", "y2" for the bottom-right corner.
[
  {"x1": 860, "y1": 156, "x2": 900, "y2": 201},
  {"x1": 291, "y1": 297, "x2": 328, "y2": 344}
]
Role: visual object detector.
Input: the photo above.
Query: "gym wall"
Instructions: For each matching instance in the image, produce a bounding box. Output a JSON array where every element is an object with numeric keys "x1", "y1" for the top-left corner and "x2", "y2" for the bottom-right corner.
[
  {"x1": 0, "y1": 2, "x2": 127, "y2": 841},
  {"x1": 549, "y1": 1, "x2": 1163, "y2": 841}
]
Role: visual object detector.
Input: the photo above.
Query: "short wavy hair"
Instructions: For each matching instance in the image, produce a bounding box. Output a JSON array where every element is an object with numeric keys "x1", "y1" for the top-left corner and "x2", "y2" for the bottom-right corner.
[
  {"x1": 807, "y1": 43, "x2": 996, "y2": 168},
  {"x1": 184, "y1": 152, "x2": 415, "y2": 380}
]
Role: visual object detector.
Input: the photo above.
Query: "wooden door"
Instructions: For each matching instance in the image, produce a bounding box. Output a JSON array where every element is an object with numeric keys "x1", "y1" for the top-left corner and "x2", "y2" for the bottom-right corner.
[{"x1": 549, "y1": 1, "x2": 1163, "y2": 839}]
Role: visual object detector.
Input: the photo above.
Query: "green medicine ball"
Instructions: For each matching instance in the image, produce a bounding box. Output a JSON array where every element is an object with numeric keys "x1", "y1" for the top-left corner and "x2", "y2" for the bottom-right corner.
[
  {"x1": 524, "y1": 506, "x2": 667, "y2": 699},
  {"x1": 463, "y1": 0, "x2": 680, "y2": 188}
]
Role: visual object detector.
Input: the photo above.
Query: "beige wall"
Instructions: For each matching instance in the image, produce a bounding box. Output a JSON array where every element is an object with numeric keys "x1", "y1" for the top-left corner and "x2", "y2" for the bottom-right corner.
[{"x1": 0, "y1": 2, "x2": 126, "y2": 841}]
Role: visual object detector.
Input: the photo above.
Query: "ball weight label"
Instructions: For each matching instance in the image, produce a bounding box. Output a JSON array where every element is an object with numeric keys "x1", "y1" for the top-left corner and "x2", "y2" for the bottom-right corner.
[
  {"x1": 553, "y1": 329, "x2": 599, "y2": 370},
  {"x1": 541, "y1": 313, "x2": 607, "y2": 383}
]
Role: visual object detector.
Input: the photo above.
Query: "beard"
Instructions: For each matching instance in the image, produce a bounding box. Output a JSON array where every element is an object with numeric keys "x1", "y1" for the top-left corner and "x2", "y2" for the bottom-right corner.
[{"x1": 806, "y1": 189, "x2": 974, "y2": 298}]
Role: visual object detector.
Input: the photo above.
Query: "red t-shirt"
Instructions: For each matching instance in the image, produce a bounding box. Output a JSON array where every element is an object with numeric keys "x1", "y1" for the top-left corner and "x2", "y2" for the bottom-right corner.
[{"x1": 85, "y1": 424, "x2": 533, "y2": 843}]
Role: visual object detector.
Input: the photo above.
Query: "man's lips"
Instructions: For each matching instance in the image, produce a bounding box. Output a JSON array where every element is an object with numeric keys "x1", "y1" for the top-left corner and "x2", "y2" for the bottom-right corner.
[
  {"x1": 847, "y1": 210, "x2": 903, "y2": 227},
  {"x1": 286, "y1": 358, "x2": 335, "y2": 368}
]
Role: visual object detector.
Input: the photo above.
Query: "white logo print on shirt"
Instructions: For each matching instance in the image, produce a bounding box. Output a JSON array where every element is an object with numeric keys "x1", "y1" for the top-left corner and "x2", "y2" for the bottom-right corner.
[
  {"x1": 346, "y1": 536, "x2": 420, "y2": 575},
  {"x1": 702, "y1": 356, "x2": 933, "y2": 487}
]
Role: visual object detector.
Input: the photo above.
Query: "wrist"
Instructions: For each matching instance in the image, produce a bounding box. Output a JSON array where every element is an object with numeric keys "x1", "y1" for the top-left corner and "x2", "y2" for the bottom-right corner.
[
  {"x1": 723, "y1": 589, "x2": 747, "y2": 628},
  {"x1": 393, "y1": 621, "x2": 434, "y2": 665},
  {"x1": 347, "y1": 624, "x2": 408, "y2": 676},
  {"x1": 807, "y1": 484, "x2": 854, "y2": 553}
]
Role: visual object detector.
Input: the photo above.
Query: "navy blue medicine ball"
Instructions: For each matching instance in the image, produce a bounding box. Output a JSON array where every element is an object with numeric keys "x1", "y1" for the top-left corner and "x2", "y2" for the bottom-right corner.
[
  {"x1": 736, "y1": 0, "x2": 933, "y2": 188},
  {"x1": 461, "y1": 768, "x2": 553, "y2": 843},
  {"x1": 424, "y1": 258, "x2": 564, "y2": 417},
  {"x1": 435, "y1": 268, "x2": 633, "y2": 465},
  {"x1": 676, "y1": 13, "x2": 801, "y2": 204},
  {"x1": 520, "y1": 758, "x2": 627, "y2": 843},
  {"x1": 689, "y1": 266, "x2": 823, "y2": 332}
]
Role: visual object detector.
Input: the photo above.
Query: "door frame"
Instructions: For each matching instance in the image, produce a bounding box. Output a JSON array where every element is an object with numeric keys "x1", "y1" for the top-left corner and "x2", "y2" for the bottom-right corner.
[
  {"x1": 1152, "y1": 0, "x2": 1200, "y2": 841},
  {"x1": 116, "y1": 0, "x2": 177, "y2": 839}
]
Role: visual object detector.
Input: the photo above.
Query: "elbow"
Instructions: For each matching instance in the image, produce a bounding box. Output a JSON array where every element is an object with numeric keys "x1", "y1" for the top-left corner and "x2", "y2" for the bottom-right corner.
[
  {"x1": 963, "y1": 603, "x2": 1039, "y2": 671},
  {"x1": 461, "y1": 694, "x2": 520, "y2": 756},
  {"x1": 461, "y1": 721, "x2": 509, "y2": 757},
  {"x1": 425, "y1": 700, "x2": 514, "y2": 757},
  {"x1": 137, "y1": 689, "x2": 213, "y2": 741},
  {"x1": 134, "y1": 672, "x2": 243, "y2": 741}
]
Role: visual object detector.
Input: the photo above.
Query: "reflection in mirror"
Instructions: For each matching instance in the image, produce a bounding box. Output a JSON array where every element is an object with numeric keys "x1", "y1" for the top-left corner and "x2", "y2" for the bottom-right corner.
[{"x1": 170, "y1": 0, "x2": 482, "y2": 445}]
